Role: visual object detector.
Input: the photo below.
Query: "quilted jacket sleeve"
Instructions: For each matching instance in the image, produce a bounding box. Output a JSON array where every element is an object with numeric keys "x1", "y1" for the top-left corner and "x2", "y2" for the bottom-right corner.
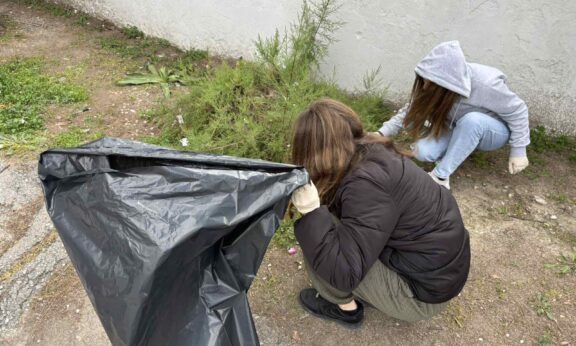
[{"x1": 294, "y1": 176, "x2": 399, "y2": 292}]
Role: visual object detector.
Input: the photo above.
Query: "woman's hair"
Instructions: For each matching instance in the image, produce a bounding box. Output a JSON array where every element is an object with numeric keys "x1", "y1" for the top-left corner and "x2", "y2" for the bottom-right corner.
[
  {"x1": 291, "y1": 98, "x2": 398, "y2": 205},
  {"x1": 403, "y1": 74, "x2": 460, "y2": 139}
]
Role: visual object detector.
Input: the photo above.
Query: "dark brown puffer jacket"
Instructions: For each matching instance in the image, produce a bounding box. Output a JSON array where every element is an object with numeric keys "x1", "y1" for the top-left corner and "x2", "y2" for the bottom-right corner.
[{"x1": 295, "y1": 144, "x2": 470, "y2": 304}]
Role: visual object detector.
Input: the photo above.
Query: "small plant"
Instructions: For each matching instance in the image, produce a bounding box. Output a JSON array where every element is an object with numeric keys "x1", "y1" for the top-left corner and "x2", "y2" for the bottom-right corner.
[
  {"x1": 361, "y1": 65, "x2": 386, "y2": 96},
  {"x1": 537, "y1": 333, "x2": 551, "y2": 346},
  {"x1": 545, "y1": 248, "x2": 576, "y2": 276},
  {"x1": 117, "y1": 64, "x2": 192, "y2": 98},
  {"x1": 530, "y1": 292, "x2": 555, "y2": 321},
  {"x1": 122, "y1": 25, "x2": 145, "y2": 39},
  {"x1": 495, "y1": 283, "x2": 507, "y2": 300},
  {"x1": 76, "y1": 14, "x2": 89, "y2": 26}
]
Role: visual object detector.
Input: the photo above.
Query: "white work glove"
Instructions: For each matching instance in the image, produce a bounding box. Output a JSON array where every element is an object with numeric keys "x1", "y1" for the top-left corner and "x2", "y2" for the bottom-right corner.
[
  {"x1": 508, "y1": 156, "x2": 529, "y2": 174},
  {"x1": 291, "y1": 182, "x2": 320, "y2": 215}
]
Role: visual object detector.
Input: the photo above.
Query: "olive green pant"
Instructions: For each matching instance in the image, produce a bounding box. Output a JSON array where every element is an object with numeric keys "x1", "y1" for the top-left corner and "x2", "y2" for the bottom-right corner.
[{"x1": 305, "y1": 260, "x2": 448, "y2": 322}]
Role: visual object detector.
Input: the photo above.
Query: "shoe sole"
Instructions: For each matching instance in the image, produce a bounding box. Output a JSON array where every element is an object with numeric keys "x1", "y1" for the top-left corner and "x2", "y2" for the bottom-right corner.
[{"x1": 298, "y1": 295, "x2": 363, "y2": 330}]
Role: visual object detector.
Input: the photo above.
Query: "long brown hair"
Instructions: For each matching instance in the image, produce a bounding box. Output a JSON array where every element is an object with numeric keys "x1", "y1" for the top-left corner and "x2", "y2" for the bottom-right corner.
[
  {"x1": 403, "y1": 75, "x2": 460, "y2": 139},
  {"x1": 291, "y1": 98, "x2": 399, "y2": 205}
]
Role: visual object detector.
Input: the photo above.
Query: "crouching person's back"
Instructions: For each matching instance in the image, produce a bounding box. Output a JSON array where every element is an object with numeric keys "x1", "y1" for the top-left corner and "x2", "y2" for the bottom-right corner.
[{"x1": 290, "y1": 98, "x2": 470, "y2": 328}]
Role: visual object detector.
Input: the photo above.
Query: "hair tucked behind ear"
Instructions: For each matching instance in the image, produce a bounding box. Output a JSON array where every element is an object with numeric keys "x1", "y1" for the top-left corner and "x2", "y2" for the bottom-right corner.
[{"x1": 291, "y1": 98, "x2": 401, "y2": 205}]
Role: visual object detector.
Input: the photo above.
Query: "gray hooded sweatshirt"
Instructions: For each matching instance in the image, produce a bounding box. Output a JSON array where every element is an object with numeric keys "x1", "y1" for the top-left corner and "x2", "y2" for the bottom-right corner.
[{"x1": 379, "y1": 41, "x2": 530, "y2": 158}]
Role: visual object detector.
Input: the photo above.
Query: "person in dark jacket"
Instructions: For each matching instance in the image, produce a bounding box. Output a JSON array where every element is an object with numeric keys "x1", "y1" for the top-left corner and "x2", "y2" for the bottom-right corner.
[{"x1": 290, "y1": 98, "x2": 470, "y2": 328}]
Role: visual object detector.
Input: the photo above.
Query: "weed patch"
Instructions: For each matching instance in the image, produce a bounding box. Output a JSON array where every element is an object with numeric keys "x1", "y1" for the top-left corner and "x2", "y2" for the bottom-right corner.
[
  {"x1": 545, "y1": 248, "x2": 576, "y2": 276},
  {"x1": 530, "y1": 292, "x2": 555, "y2": 321},
  {"x1": 99, "y1": 35, "x2": 171, "y2": 62},
  {"x1": 16, "y1": 0, "x2": 75, "y2": 18},
  {"x1": 530, "y1": 126, "x2": 576, "y2": 162},
  {"x1": 0, "y1": 58, "x2": 87, "y2": 135},
  {"x1": 122, "y1": 25, "x2": 145, "y2": 39},
  {"x1": 273, "y1": 219, "x2": 297, "y2": 249},
  {"x1": 180, "y1": 48, "x2": 209, "y2": 63}
]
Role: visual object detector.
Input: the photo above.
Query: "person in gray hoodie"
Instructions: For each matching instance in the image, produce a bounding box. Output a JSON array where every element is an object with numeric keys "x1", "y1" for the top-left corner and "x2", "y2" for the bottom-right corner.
[{"x1": 377, "y1": 41, "x2": 530, "y2": 189}]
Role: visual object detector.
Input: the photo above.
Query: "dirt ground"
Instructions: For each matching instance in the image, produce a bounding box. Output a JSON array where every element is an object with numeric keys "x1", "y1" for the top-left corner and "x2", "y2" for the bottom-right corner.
[{"x1": 1, "y1": 1, "x2": 575, "y2": 345}]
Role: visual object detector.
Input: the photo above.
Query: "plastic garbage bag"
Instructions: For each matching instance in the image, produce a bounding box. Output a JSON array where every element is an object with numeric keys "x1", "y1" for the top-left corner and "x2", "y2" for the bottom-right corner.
[{"x1": 38, "y1": 138, "x2": 307, "y2": 346}]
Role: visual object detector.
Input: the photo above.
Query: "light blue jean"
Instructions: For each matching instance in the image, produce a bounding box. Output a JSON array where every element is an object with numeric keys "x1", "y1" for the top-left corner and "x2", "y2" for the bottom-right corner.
[{"x1": 414, "y1": 112, "x2": 510, "y2": 179}]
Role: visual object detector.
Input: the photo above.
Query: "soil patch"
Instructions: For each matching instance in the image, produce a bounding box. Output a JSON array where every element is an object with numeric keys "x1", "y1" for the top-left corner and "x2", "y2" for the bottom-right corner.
[{"x1": 0, "y1": 195, "x2": 44, "y2": 255}]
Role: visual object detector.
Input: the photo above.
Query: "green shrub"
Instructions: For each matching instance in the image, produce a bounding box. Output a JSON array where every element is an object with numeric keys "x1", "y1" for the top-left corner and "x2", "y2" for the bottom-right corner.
[
  {"x1": 148, "y1": 0, "x2": 392, "y2": 163},
  {"x1": 0, "y1": 58, "x2": 87, "y2": 134}
]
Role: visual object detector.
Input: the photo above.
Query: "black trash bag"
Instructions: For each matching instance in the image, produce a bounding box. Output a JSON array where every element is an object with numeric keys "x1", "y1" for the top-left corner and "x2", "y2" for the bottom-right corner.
[{"x1": 38, "y1": 138, "x2": 308, "y2": 346}]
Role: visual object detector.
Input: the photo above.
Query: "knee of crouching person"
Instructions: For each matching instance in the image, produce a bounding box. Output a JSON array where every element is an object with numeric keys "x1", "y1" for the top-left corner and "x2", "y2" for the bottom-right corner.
[{"x1": 413, "y1": 141, "x2": 441, "y2": 162}]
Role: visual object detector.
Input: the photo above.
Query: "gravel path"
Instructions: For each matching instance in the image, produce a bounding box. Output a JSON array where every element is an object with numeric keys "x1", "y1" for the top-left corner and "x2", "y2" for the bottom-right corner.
[{"x1": 0, "y1": 161, "x2": 68, "y2": 334}]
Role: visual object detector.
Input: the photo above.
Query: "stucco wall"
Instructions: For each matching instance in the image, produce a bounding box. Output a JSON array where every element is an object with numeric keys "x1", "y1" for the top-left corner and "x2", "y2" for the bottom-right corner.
[{"x1": 62, "y1": 0, "x2": 576, "y2": 134}]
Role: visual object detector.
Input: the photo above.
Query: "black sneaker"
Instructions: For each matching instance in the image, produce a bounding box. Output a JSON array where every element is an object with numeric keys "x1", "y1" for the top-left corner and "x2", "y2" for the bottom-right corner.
[{"x1": 298, "y1": 288, "x2": 364, "y2": 329}]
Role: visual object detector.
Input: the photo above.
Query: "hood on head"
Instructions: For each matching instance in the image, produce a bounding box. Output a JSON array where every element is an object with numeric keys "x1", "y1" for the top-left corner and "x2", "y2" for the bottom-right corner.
[{"x1": 415, "y1": 41, "x2": 471, "y2": 98}]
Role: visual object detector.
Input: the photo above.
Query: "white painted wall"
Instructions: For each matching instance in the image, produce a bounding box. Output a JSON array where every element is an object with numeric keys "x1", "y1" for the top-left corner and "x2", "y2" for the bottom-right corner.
[{"x1": 62, "y1": 0, "x2": 576, "y2": 133}]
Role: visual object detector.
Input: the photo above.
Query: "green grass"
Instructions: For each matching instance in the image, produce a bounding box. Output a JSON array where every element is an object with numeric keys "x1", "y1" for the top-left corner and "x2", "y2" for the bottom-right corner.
[
  {"x1": 0, "y1": 58, "x2": 87, "y2": 135},
  {"x1": 0, "y1": 133, "x2": 48, "y2": 155},
  {"x1": 181, "y1": 48, "x2": 209, "y2": 63},
  {"x1": 50, "y1": 127, "x2": 104, "y2": 148},
  {"x1": 75, "y1": 14, "x2": 90, "y2": 26},
  {"x1": 530, "y1": 126, "x2": 576, "y2": 162},
  {"x1": 98, "y1": 22, "x2": 173, "y2": 62},
  {"x1": 121, "y1": 25, "x2": 144, "y2": 39},
  {"x1": 99, "y1": 36, "x2": 168, "y2": 60},
  {"x1": 15, "y1": 0, "x2": 75, "y2": 18},
  {"x1": 468, "y1": 151, "x2": 496, "y2": 169}
]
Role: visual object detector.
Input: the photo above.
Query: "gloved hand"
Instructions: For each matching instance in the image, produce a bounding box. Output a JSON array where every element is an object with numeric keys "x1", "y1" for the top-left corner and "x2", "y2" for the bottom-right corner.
[
  {"x1": 291, "y1": 182, "x2": 320, "y2": 215},
  {"x1": 508, "y1": 156, "x2": 529, "y2": 174}
]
